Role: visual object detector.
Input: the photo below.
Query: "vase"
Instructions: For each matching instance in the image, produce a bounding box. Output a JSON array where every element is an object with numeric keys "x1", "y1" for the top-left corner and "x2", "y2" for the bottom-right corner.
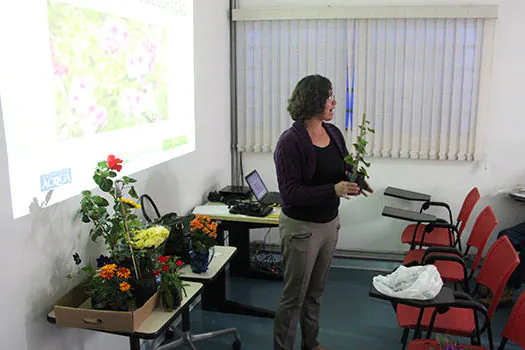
[
  {"x1": 161, "y1": 289, "x2": 182, "y2": 311},
  {"x1": 134, "y1": 275, "x2": 157, "y2": 308},
  {"x1": 189, "y1": 247, "x2": 215, "y2": 273}
]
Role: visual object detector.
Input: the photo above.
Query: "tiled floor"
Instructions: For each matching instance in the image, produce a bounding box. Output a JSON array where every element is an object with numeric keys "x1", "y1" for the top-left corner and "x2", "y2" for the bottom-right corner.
[{"x1": 178, "y1": 267, "x2": 523, "y2": 350}]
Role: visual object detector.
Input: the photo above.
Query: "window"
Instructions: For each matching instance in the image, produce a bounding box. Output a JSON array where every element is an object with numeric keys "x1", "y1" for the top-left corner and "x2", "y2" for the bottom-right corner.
[{"x1": 234, "y1": 7, "x2": 496, "y2": 161}]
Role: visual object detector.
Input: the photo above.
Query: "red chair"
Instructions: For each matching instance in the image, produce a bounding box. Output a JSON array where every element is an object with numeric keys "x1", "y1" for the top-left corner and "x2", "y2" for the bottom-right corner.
[
  {"x1": 407, "y1": 290, "x2": 525, "y2": 350},
  {"x1": 403, "y1": 206, "x2": 498, "y2": 293},
  {"x1": 397, "y1": 236, "x2": 520, "y2": 348},
  {"x1": 401, "y1": 188, "x2": 480, "y2": 250}
]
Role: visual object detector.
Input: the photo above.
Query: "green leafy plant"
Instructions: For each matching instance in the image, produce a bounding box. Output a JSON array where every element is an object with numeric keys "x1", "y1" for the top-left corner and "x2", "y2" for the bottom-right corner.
[
  {"x1": 155, "y1": 256, "x2": 189, "y2": 311},
  {"x1": 344, "y1": 113, "x2": 375, "y2": 180},
  {"x1": 80, "y1": 154, "x2": 142, "y2": 278},
  {"x1": 80, "y1": 155, "x2": 141, "y2": 252}
]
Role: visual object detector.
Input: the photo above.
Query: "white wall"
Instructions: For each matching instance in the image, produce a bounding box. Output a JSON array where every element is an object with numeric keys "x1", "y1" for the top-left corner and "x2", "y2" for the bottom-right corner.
[
  {"x1": 0, "y1": 0, "x2": 231, "y2": 348},
  {"x1": 240, "y1": 0, "x2": 525, "y2": 253}
]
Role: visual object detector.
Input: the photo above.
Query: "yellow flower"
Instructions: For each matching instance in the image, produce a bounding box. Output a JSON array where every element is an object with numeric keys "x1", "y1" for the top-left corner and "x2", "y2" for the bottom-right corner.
[
  {"x1": 121, "y1": 197, "x2": 141, "y2": 209},
  {"x1": 132, "y1": 226, "x2": 169, "y2": 249},
  {"x1": 119, "y1": 281, "x2": 131, "y2": 292}
]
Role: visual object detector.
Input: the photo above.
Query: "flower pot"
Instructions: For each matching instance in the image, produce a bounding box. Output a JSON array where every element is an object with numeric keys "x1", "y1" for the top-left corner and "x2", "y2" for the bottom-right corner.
[
  {"x1": 90, "y1": 296, "x2": 129, "y2": 311},
  {"x1": 134, "y1": 277, "x2": 157, "y2": 308},
  {"x1": 347, "y1": 172, "x2": 359, "y2": 183},
  {"x1": 161, "y1": 289, "x2": 182, "y2": 311},
  {"x1": 189, "y1": 247, "x2": 215, "y2": 273}
]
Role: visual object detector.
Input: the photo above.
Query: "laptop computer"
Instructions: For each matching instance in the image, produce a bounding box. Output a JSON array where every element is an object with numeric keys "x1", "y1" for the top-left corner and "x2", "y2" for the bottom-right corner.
[{"x1": 245, "y1": 170, "x2": 282, "y2": 206}]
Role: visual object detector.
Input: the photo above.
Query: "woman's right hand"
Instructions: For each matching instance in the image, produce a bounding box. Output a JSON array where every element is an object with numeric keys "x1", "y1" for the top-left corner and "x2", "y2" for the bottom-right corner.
[{"x1": 335, "y1": 181, "x2": 360, "y2": 199}]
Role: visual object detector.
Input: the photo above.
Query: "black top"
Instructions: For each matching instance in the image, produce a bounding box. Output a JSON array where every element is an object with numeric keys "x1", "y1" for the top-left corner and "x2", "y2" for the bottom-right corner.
[{"x1": 284, "y1": 139, "x2": 344, "y2": 223}]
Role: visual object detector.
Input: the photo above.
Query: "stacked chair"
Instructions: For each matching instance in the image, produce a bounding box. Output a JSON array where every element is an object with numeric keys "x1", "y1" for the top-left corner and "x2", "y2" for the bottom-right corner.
[{"x1": 407, "y1": 287, "x2": 525, "y2": 349}]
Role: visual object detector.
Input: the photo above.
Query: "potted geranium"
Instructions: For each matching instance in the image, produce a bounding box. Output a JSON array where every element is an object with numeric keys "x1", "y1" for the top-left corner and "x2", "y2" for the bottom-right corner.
[
  {"x1": 188, "y1": 215, "x2": 218, "y2": 273},
  {"x1": 155, "y1": 255, "x2": 189, "y2": 311}
]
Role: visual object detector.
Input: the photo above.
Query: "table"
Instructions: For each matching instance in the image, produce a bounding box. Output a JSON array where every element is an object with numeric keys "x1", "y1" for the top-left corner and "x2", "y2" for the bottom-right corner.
[
  {"x1": 384, "y1": 187, "x2": 431, "y2": 202},
  {"x1": 180, "y1": 245, "x2": 275, "y2": 319},
  {"x1": 382, "y1": 206, "x2": 437, "y2": 223},
  {"x1": 193, "y1": 203, "x2": 280, "y2": 280},
  {"x1": 48, "y1": 281, "x2": 204, "y2": 350}
]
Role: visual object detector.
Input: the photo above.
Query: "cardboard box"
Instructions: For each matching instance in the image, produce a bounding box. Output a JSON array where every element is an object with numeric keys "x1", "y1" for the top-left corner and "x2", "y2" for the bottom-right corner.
[{"x1": 54, "y1": 285, "x2": 158, "y2": 333}]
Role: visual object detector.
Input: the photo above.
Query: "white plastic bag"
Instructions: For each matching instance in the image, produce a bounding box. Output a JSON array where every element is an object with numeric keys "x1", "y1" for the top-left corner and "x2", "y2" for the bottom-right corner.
[{"x1": 372, "y1": 265, "x2": 443, "y2": 300}]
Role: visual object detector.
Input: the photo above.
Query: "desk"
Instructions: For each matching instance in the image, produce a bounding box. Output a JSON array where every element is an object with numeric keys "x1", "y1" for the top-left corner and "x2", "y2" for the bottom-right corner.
[
  {"x1": 382, "y1": 206, "x2": 437, "y2": 223},
  {"x1": 48, "y1": 281, "x2": 203, "y2": 350},
  {"x1": 180, "y1": 245, "x2": 275, "y2": 319},
  {"x1": 193, "y1": 203, "x2": 280, "y2": 280},
  {"x1": 384, "y1": 187, "x2": 431, "y2": 202}
]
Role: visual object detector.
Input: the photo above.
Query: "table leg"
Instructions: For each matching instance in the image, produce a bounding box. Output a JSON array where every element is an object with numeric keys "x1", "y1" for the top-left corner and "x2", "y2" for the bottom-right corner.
[
  {"x1": 226, "y1": 222, "x2": 251, "y2": 277},
  {"x1": 129, "y1": 336, "x2": 140, "y2": 350}
]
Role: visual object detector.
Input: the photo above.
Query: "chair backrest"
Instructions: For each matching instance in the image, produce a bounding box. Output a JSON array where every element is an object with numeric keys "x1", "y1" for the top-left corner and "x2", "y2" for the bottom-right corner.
[
  {"x1": 456, "y1": 187, "x2": 481, "y2": 237},
  {"x1": 502, "y1": 291, "x2": 525, "y2": 348},
  {"x1": 476, "y1": 236, "x2": 520, "y2": 318},
  {"x1": 465, "y1": 206, "x2": 498, "y2": 272}
]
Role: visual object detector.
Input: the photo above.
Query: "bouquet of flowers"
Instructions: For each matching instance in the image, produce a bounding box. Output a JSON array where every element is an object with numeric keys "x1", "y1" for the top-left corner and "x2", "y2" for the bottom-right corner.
[
  {"x1": 189, "y1": 215, "x2": 218, "y2": 254},
  {"x1": 155, "y1": 255, "x2": 189, "y2": 311}
]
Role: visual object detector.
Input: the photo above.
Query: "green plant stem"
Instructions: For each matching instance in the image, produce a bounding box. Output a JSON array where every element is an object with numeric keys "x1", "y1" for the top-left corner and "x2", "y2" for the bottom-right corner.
[{"x1": 118, "y1": 191, "x2": 140, "y2": 280}]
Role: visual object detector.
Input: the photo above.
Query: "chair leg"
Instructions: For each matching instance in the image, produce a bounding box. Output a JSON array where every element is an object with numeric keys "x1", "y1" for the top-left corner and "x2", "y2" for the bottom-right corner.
[
  {"x1": 400, "y1": 328, "x2": 409, "y2": 348},
  {"x1": 497, "y1": 337, "x2": 508, "y2": 350}
]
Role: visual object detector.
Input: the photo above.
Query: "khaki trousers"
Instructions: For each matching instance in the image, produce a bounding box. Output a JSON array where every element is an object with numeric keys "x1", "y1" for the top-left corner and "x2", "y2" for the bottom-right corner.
[{"x1": 274, "y1": 212, "x2": 339, "y2": 350}]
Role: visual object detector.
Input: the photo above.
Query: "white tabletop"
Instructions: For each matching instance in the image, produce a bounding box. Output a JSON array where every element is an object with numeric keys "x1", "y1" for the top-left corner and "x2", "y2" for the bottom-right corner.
[
  {"x1": 193, "y1": 202, "x2": 280, "y2": 225},
  {"x1": 179, "y1": 245, "x2": 237, "y2": 281}
]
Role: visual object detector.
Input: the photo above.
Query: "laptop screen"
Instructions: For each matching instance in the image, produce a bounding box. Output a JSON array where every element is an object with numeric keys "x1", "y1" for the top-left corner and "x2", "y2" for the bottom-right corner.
[{"x1": 245, "y1": 170, "x2": 268, "y2": 201}]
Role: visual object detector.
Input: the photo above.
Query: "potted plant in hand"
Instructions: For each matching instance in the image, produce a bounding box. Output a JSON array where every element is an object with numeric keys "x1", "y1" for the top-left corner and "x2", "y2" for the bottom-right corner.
[
  {"x1": 344, "y1": 113, "x2": 375, "y2": 191},
  {"x1": 188, "y1": 215, "x2": 218, "y2": 273},
  {"x1": 155, "y1": 255, "x2": 189, "y2": 311}
]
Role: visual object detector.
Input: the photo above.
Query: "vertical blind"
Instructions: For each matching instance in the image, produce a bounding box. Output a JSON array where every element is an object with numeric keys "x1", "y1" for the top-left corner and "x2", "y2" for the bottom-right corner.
[{"x1": 235, "y1": 13, "x2": 495, "y2": 161}]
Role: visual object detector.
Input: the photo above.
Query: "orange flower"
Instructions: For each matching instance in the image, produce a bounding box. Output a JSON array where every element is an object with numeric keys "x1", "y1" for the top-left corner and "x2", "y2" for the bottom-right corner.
[
  {"x1": 119, "y1": 281, "x2": 131, "y2": 292},
  {"x1": 99, "y1": 264, "x2": 117, "y2": 280},
  {"x1": 116, "y1": 267, "x2": 130, "y2": 279}
]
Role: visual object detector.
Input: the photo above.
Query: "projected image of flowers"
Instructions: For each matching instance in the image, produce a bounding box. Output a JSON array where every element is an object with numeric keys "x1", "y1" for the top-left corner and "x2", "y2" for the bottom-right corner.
[{"x1": 47, "y1": 1, "x2": 169, "y2": 138}]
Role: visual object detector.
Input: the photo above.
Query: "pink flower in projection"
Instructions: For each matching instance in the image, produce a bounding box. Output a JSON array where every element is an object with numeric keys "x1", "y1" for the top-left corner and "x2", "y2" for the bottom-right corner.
[
  {"x1": 96, "y1": 19, "x2": 129, "y2": 55},
  {"x1": 80, "y1": 105, "x2": 108, "y2": 135},
  {"x1": 119, "y1": 88, "x2": 146, "y2": 116},
  {"x1": 49, "y1": 41, "x2": 69, "y2": 77},
  {"x1": 126, "y1": 41, "x2": 157, "y2": 79},
  {"x1": 68, "y1": 77, "x2": 97, "y2": 115}
]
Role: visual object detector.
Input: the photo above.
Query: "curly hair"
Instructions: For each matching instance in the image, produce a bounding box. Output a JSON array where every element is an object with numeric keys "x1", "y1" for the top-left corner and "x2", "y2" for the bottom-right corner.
[{"x1": 287, "y1": 75, "x2": 332, "y2": 121}]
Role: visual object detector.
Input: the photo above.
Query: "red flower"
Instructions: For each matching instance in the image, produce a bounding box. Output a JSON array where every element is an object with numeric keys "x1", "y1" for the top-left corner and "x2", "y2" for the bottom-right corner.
[
  {"x1": 158, "y1": 256, "x2": 169, "y2": 263},
  {"x1": 153, "y1": 270, "x2": 160, "y2": 277},
  {"x1": 175, "y1": 259, "x2": 183, "y2": 267},
  {"x1": 107, "y1": 154, "x2": 123, "y2": 172},
  {"x1": 162, "y1": 264, "x2": 169, "y2": 272}
]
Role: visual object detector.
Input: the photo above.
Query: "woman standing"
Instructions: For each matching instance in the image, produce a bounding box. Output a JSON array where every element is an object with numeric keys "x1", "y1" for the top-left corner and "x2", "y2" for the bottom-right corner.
[{"x1": 273, "y1": 75, "x2": 373, "y2": 350}]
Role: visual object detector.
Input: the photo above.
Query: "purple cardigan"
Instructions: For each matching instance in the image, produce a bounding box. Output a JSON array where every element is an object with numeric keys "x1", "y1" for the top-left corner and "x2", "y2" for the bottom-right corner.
[{"x1": 274, "y1": 121, "x2": 353, "y2": 208}]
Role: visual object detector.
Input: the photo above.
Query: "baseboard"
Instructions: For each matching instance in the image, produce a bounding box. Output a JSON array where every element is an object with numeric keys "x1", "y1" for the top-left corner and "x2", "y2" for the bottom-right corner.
[{"x1": 255, "y1": 242, "x2": 405, "y2": 262}]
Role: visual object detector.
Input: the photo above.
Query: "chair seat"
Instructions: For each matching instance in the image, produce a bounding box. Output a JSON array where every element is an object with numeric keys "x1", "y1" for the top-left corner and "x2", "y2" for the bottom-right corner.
[
  {"x1": 401, "y1": 224, "x2": 454, "y2": 247},
  {"x1": 408, "y1": 339, "x2": 486, "y2": 350},
  {"x1": 397, "y1": 304, "x2": 476, "y2": 337}
]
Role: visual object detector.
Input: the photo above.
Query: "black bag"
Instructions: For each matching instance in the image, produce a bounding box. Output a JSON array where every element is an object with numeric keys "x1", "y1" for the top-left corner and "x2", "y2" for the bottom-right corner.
[{"x1": 140, "y1": 194, "x2": 192, "y2": 263}]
